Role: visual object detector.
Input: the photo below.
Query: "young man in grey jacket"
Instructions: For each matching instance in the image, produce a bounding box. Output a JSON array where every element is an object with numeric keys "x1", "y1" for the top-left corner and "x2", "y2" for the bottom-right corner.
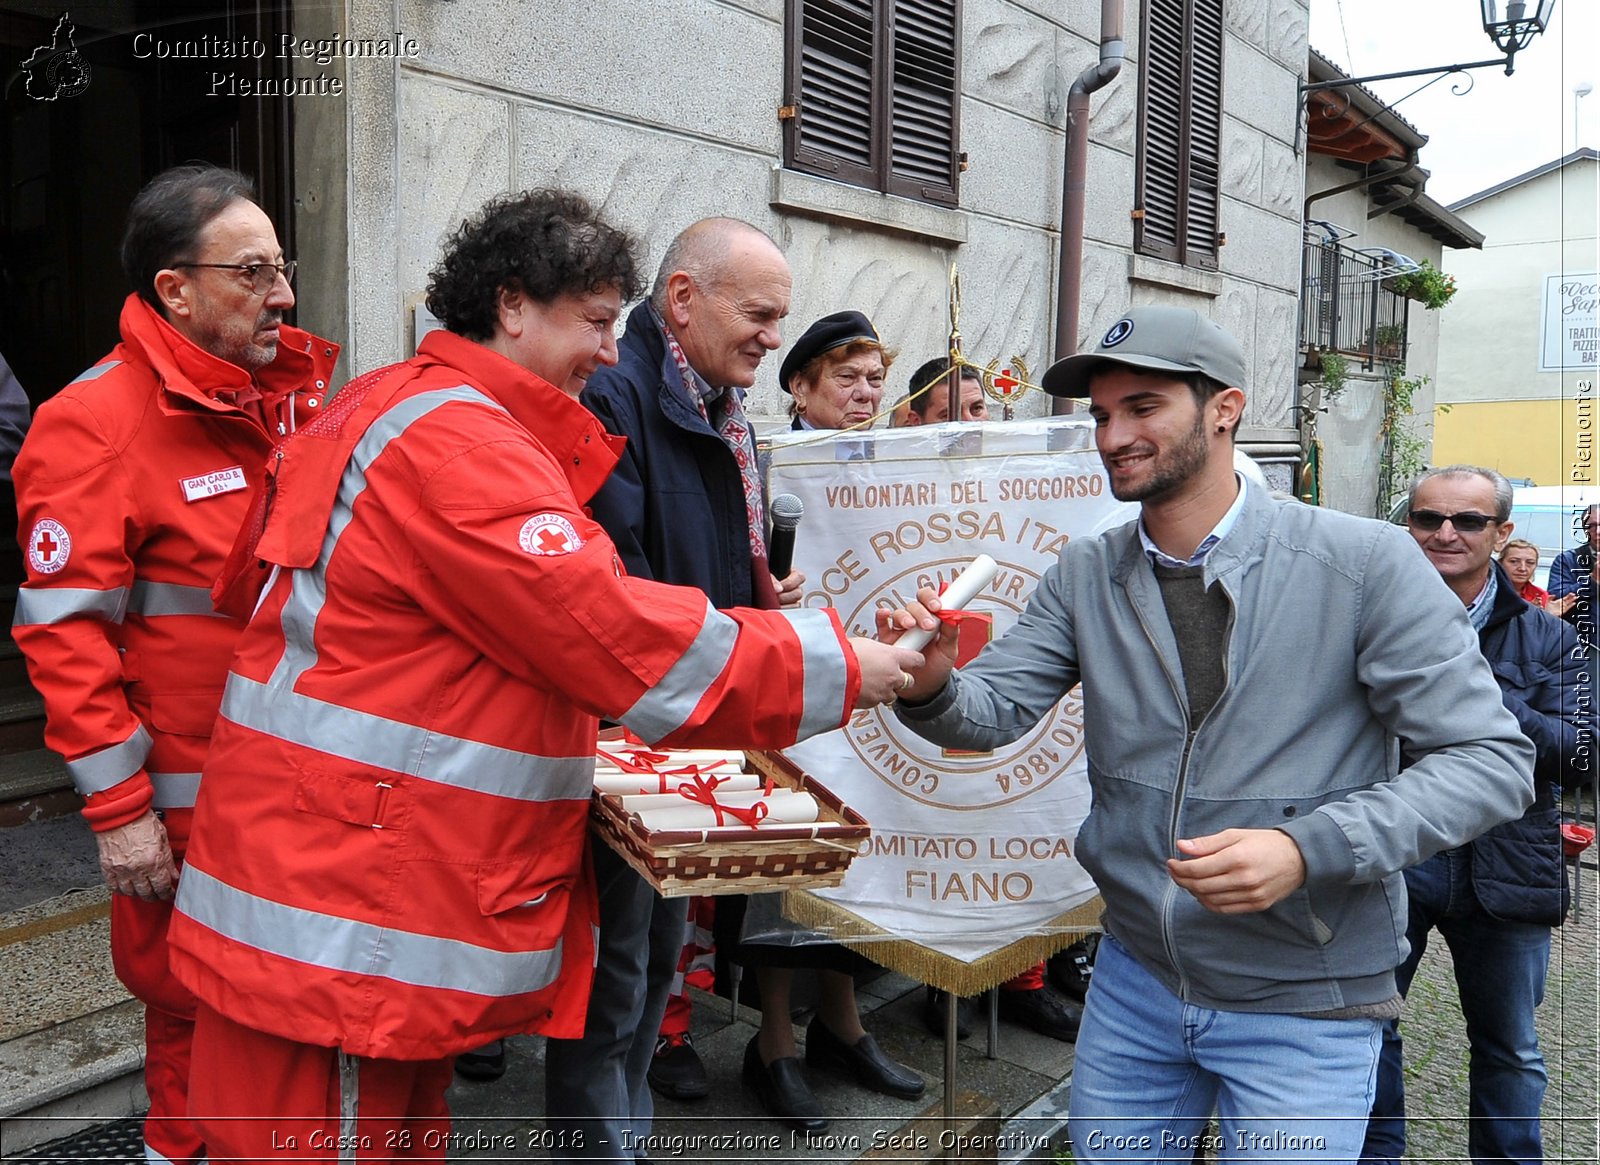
[{"x1": 878, "y1": 306, "x2": 1535, "y2": 1164}]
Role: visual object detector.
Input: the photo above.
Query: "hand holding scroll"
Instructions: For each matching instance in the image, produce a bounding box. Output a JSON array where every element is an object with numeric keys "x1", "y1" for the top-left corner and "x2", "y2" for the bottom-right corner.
[{"x1": 874, "y1": 586, "x2": 961, "y2": 702}]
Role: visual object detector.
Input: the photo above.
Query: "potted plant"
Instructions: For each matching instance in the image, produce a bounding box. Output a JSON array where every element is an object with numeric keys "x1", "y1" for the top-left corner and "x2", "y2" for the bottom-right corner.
[
  {"x1": 1374, "y1": 324, "x2": 1405, "y2": 360},
  {"x1": 1317, "y1": 348, "x2": 1349, "y2": 402},
  {"x1": 1387, "y1": 261, "x2": 1457, "y2": 310}
]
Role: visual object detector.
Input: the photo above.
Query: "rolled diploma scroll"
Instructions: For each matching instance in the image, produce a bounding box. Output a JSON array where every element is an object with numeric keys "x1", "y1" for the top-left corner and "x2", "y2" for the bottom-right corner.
[
  {"x1": 891, "y1": 553, "x2": 998, "y2": 652},
  {"x1": 632, "y1": 789, "x2": 820, "y2": 832},
  {"x1": 594, "y1": 772, "x2": 765, "y2": 797}
]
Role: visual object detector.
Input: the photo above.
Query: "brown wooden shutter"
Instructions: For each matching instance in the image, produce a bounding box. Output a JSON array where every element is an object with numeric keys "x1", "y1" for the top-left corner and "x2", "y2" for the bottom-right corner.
[
  {"x1": 788, "y1": 0, "x2": 879, "y2": 186},
  {"x1": 1135, "y1": 0, "x2": 1223, "y2": 267},
  {"x1": 1184, "y1": 0, "x2": 1223, "y2": 269},
  {"x1": 1135, "y1": 0, "x2": 1186, "y2": 261},
  {"x1": 784, "y1": 0, "x2": 960, "y2": 207},
  {"x1": 887, "y1": 0, "x2": 960, "y2": 206}
]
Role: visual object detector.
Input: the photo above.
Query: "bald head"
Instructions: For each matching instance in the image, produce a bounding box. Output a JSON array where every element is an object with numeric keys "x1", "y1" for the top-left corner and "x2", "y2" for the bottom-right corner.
[
  {"x1": 650, "y1": 218, "x2": 781, "y2": 310},
  {"x1": 652, "y1": 218, "x2": 791, "y2": 388}
]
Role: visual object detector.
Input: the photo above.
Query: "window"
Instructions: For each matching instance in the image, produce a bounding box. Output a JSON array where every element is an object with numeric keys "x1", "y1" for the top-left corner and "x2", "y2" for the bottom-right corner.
[
  {"x1": 1134, "y1": 0, "x2": 1223, "y2": 268},
  {"x1": 783, "y1": 0, "x2": 961, "y2": 207}
]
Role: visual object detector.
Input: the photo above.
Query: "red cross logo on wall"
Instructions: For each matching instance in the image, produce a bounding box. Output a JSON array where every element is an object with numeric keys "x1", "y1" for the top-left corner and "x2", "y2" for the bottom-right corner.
[
  {"x1": 27, "y1": 518, "x2": 72, "y2": 575},
  {"x1": 518, "y1": 513, "x2": 586, "y2": 557}
]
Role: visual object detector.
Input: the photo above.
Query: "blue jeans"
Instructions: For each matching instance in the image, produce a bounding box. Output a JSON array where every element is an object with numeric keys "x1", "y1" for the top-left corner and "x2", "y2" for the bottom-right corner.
[
  {"x1": 1361, "y1": 848, "x2": 1550, "y2": 1165},
  {"x1": 1068, "y1": 935, "x2": 1382, "y2": 1163},
  {"x1": 545, "y1": 843, "x2": 689, "y2": 1162}
]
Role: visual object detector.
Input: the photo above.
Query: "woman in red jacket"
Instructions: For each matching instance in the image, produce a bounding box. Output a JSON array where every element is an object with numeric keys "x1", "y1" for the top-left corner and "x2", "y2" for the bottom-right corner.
[
  {"x1": 168, "y1": 189, "x2": 921, "y2": 1164},
  {"x1": 1500, "y1": 539, "x2": 1551, "y2": 609}
]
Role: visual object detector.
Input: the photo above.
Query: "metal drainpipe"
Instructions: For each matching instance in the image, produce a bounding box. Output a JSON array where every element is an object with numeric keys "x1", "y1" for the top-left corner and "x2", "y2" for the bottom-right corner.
[{"x1": 1052, "y1": 0, "x2": 1126, "y2": 415}]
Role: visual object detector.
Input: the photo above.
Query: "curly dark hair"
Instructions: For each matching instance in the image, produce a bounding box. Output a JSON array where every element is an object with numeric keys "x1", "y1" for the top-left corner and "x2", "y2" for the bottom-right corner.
[{"x1": 425, "y1": 189, "x2": 642, "y2": 340}]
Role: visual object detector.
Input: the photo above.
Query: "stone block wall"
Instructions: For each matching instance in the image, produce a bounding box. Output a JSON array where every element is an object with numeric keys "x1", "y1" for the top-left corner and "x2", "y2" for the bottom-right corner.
[{"x1": 332, "y1": 0, "x2": 1309, "y2": 432}]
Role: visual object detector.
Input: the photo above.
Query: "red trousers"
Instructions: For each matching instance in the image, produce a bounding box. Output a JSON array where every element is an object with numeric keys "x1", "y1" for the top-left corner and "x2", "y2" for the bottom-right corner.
[
  {"x1": 110, "y1": 854, "x2": 202, "y2": 1164},
  {"x1": 658, "y1": 897, "x2": 716, "y2": 1037},
  {"x1": 189, "y1": 1004, "x2": 453, "y2": 1164}
]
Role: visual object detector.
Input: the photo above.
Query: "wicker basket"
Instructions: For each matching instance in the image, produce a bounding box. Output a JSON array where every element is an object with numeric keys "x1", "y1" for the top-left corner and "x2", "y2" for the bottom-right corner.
[{"x1": 590, "y1": 748, "x2": 870, "y2": 897}]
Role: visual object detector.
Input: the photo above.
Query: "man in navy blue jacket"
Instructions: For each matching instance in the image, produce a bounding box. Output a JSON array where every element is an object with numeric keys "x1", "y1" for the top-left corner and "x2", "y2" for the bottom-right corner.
[
  {"x1": 545, "y1": 218, "x2": 797, "y2": 1159},
  {"x1": 1363, "y1": 464, "x2": 1591, "y2": 1165}
]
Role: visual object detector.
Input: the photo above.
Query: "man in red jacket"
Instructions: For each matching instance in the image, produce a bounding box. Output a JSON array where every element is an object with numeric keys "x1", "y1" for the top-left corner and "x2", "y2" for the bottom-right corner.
[
  {"x1": 12, "y1": 164, "x2": 337, "y2": 1165},
  {"x1": 167, "y1": 189, "x2": 920, "y2": 1163}
]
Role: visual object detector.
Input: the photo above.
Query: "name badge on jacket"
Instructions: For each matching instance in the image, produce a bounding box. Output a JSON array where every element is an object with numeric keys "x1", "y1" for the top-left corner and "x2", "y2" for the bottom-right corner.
[{"x1": 181, "y1": 465, "x2": 248, "y2": 502}]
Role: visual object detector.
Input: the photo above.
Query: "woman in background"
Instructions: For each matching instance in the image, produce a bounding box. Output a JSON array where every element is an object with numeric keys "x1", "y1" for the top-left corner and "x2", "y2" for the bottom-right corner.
[{"x1": 1501, "y1": 538, "x2": 1561, "y2": 611}]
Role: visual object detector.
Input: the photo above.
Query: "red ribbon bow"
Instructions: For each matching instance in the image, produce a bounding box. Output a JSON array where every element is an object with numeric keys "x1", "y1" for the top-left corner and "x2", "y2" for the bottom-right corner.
[
  {"x1": 679, "y1": 773, "x2": 770, "y2": 828},
  {"x1": 597, "y1": 747, "x2": 679, "y2": 791},
  {"x1": 934, "y1": 580, "x2": 981, "y2": 627}
]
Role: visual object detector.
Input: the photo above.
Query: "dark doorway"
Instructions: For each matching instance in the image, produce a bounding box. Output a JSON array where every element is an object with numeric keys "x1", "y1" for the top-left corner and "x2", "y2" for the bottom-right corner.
[
  {"x1": 0, "y1": 1, "x2": 293, "y2": 409},
  {"x1": 0, "y1": 3, "x2": 294, "y2": 737}
]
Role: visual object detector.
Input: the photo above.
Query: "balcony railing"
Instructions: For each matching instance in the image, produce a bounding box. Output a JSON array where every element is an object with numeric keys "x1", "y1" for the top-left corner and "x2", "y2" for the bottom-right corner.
[{"x1": 1299, "y1": 237, "x2": 1411, "y2": 370}]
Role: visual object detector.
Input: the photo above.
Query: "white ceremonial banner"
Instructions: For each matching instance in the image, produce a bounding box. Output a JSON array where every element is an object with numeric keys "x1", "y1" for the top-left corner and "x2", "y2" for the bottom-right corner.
[{"x1": 764, "y1": 418, "x2": 1132, "y2": 986}]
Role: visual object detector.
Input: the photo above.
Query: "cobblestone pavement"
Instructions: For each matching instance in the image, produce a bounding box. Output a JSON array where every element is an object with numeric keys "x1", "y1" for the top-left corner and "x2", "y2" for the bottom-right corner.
[
  {"x1": 1399, "y1": 844, "x2": 1599, "y2": 1164},
  {"x1": 10, "y1": 836, "x2": 1596, "y2": 1164}
]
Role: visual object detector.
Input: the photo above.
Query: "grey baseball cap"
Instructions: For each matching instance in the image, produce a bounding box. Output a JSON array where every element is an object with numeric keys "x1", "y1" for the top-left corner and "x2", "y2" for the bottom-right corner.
[{"x1": 1041, "y1": 306, "x2": 1248, "y2": 398}]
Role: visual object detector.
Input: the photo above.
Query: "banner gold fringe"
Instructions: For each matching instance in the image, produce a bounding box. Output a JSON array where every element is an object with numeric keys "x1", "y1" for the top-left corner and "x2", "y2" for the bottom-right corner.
[{"x1": 784, "y1": 889, "x2": 1104, "y2": 996}]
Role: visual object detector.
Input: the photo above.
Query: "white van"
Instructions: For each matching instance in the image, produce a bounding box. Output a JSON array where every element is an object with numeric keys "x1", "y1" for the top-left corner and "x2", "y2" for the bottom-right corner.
[{"x1": 1504, "y1": 486, "x2": 1600, "y2": 591}]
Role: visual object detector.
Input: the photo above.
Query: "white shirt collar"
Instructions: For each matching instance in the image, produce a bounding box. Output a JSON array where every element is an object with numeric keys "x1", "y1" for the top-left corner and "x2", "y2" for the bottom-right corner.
[{"x1": 1140, "y1": 473, "x2": 1249, "y2": 570}]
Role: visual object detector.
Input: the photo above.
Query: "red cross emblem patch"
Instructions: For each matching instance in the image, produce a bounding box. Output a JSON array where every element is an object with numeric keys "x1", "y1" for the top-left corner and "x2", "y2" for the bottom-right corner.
[
  {"x1": 518, "y1": 513, "x2": 585, "y2": 557},
  {"x1": 27, "y1": 519, "x2": 71, "y2": 575}
]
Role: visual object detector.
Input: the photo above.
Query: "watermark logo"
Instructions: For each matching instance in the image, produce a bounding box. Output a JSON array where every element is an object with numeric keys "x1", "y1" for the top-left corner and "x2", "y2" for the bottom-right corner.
[{"x1": 21, "y1": 13, "x2": 91, "y2": 101}]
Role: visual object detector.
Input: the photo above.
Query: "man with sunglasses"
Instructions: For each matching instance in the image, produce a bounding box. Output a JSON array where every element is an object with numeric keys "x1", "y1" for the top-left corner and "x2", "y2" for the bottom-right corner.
[
  {"x1": 1361, "y1": 465, "x2": 1588, "y2": 1165},
  {"x1": 11, "y1": 164, "x2": 335, "y2": 1165}
]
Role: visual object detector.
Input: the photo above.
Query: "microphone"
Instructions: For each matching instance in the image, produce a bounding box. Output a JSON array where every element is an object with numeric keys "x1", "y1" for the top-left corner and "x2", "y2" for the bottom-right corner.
[{"x1": 768, "y1": 493, "x2": 805, "y2": 579}]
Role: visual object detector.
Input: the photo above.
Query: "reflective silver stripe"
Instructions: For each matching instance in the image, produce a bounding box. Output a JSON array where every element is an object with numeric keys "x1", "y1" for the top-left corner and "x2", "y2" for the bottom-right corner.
[
  {"x1": 619, "y1": 599, "x2": 738, "y2": 743},
  {"x1": 13, "y1": 585, "x2": 129, "y2": 627},
  {"x1": 150, "y1": 771, "x2": 202, "y2": 809},
  {"x1": 128, "y1": 580, "x2": 225, "y2": 618},
  {"x1": 783, "y1": 608, "x2": 853, "y2": 740},
  {"x1": 220, "y1": 672, "x2": 594, "y2": 801},
  {"x1": 70, "y1": 360, "x2": 122, "y2": 385},
  {"x1": 220, "y1": 384, "x2": 592, "y2": 801},
  {"x1": 178, "y1": 863, "x2": 566, "y2": 997},
  {"x1": 66, "y1": 724, "x2": 154, "y2": 795}
]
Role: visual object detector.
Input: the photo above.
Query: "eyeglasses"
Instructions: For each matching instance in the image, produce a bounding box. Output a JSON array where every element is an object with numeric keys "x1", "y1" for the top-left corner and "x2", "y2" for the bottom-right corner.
[
  {"x1": 1408, "y1": 509, "x2": 1497, "y2": 533},
  {"x1": 174, "y1": 260, "x2": 296, "y2": 296}
]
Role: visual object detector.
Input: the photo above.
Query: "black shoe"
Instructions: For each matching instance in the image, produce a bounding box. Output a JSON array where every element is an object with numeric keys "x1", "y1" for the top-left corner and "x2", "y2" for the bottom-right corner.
[
  {"x1": 454, "y1": 1038, "x2": 506, "y2": 1082},
  {"x1": 920, "y1": 987, "x2": 975, "y2": 1040},
  {"x1": 805, "y1": 1016, "x2": 925, "y2": 1100},
  {"x1": 743, "y1": 1035, "x2": 828, "y2": 1132},
  {"x1": 1048, "y1": 933, "x2": 1099, "y2": 1003},
  {"x1": 648, "y1": 1032, "x2": 710, "y2": 1100},
  {"x1": 998, "y1": 984, "x2": 1082, "y2": 1042}
]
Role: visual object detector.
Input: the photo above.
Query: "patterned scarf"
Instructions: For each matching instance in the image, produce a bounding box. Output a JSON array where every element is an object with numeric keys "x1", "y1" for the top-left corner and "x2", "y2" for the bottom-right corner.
[{"x1": 649, "y1": 303, "x2": 767, "y2": 560}]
